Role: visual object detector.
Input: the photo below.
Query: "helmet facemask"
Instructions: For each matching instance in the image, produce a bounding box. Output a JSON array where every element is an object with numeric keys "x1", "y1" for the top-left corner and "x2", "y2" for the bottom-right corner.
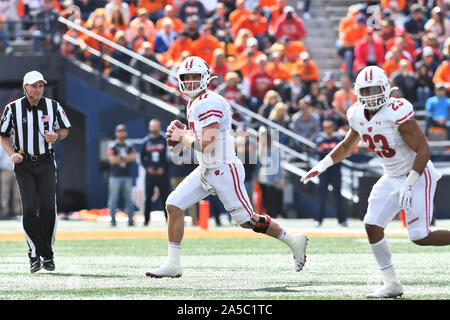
[{"x1": 357, "y1": 85, "x2": 388, "y2": 111}]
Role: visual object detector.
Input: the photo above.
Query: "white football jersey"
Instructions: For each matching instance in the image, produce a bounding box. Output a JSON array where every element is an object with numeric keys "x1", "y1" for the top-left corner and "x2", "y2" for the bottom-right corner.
[
  {"x1": 186, "y1": 90, "x2": 237, "y2": 168},
  {"x1": 347, "y1": 97, "x2": 417, "y2": 177}
]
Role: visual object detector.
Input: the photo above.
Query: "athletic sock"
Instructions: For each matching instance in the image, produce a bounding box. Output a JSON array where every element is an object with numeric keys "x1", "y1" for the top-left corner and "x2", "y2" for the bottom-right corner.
[
  {"x1": 370, "y1": 236, "x2": 399, "y2": 285},
  {"x1": 168, "y1": 242, "x2": 181, "y2": 265}
]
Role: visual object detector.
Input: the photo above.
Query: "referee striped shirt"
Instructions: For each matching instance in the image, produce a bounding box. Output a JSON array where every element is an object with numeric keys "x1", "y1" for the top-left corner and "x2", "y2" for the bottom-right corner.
[{"x1": 0, "y1": 96, "x2": 71, "y2": 156}]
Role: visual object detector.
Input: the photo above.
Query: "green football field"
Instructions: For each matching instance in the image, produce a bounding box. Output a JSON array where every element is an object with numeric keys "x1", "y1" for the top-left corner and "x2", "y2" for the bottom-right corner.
[{"x1": 0, "y1": 217, "x2": 449, "y2": 300}]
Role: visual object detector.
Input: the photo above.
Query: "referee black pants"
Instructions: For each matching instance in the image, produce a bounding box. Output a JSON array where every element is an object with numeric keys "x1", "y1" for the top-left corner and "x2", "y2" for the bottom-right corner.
[
  {"x1": 14, "y1": 156, "x2": 57, "y2": 259},
  {"x1": 144, "y1": 173, "x2": 170, "y2": 223}
]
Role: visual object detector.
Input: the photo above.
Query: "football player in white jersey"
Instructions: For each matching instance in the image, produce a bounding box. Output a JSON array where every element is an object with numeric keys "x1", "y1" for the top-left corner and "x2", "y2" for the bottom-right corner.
[
  {"x1": 301, "y1": 66, "x2": 450, "y2": 298},
  {"x1": 145, "y1": 56, "x2": 308, "y2": 278}
]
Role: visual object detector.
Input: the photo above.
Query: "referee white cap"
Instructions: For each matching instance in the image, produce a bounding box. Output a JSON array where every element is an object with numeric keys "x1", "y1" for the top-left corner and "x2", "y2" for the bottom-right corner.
[{"x1": 23, "y1": 71, "x2": 48, "y2": 86}]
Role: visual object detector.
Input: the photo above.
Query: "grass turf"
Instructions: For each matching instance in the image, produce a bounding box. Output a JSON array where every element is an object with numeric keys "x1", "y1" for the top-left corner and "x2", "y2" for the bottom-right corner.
[{"x1": 0, "y1": 220, "x2": 449, "y2": 300}]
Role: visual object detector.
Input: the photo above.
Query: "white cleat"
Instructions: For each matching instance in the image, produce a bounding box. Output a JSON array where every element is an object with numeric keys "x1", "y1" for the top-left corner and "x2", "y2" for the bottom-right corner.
[
  {"x1": 367, "y1": 282, "x2": 403, "y2": 298},
  {"x1": 290, "y1": 234, "x2": 308, "y2": 272},
  {"x1": 146, "y1": 262, "x2": 182, "y2": 278}
]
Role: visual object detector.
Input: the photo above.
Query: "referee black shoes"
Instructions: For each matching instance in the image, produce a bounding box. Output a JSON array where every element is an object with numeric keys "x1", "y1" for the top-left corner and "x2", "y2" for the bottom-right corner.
[
  {"x1": 30, "y1": 257, "x2": 42, "y2": 273},
  {"x1": 42, "y1": 258, "x2": 55, "y2": 271}
]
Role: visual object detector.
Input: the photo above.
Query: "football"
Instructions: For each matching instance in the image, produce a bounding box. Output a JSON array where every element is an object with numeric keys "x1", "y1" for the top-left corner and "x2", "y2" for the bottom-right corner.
[{"x1": 166, "y1": 120, "x2": 185, "y2": 148}]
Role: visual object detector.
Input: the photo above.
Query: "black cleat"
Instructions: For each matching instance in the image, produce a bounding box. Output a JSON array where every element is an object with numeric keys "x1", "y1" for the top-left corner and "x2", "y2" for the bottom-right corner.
[
  {"x1": 30, "y1": 257, "x2": 42, "y2": 273},
  {"x1": 42, "y1": 258, "x2": 55, "y2": 271}
]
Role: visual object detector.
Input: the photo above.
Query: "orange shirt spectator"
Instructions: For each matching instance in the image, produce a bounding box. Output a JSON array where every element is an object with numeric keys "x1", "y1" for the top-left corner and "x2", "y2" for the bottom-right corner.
[
  {"x1": 265, "y1": 51, "x2": 291, "y2": 82},
  {"x1": 229, "y1": 0, "x2": 250, "y2": 27},
  {"x1": 129, "y1": 8, "x2": 156, "y2": 43},
  {"x1": 340, "y1": 17, "x2": 367, "y2": 48},
  {"x1": 191, "y1": 26, "x2": 223, "y2": 65},
  {"x1": 162, "y1": 31, "x2": 193, "y2": 67},
  {"x1": 154, "y1": 5, "x2": 184, "y2": 32},
  {"x1": 230, "y1": 37, "x2": 264, "y2": 78},
  {"x1": 77, "y1": 22, "x2": 114, "y2": 58},
  {"x1": 282, "y1": 38, "x2": 306, "y2": 63},
  {"x1": 380, "y1": 0, "x2": 406, "y2": 11},
  {"x1": 138, "y1": 0, "x2": 172, "y2": 15},
  {"x1": 260, "y1": 0, "x2": 277, "y2": 8},
  {"x1": 338, "y1": 5, "x2": 360, "y2": 34},
  {"x1": 332, "y1": 76, "x2": 357, "y2": 121},
  {"x1": 433, "y1": 60, "x2": 450, "y2": 85},
  {"x1": 385, "y1": 33, "x2": 415, "y2": 60},
  {"x1": 383, "y1": 57, "x2": 413, "y2": 78},
  {"x1": 293, "y1": 52, "x2": 319, "y2": 83},
  {"x1": 104, "y1": 8, "x2": 129, "y2": 34},
  {"x1": 232, "y1": 9, "x2": 268, "y2": 39},
  {"x1": 268, "y1": 0, "x2": 287, "y2": 33}
]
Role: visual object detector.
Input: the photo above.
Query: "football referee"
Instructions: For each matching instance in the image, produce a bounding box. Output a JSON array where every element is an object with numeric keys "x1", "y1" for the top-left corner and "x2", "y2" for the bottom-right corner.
[{"x1": 0, "y1": 71, "x2": 71, "y2": 273}]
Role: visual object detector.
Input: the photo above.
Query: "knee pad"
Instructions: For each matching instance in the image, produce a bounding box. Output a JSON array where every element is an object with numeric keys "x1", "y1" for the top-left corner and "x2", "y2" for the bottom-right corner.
[{"x1": 249, "y1": 215, "x2": 271, "y2": 234}]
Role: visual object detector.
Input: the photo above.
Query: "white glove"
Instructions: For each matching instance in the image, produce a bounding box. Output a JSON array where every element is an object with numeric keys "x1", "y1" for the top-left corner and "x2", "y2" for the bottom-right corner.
[
  {"x1": 391, "y1": 170, "x2": 420, "y2": 212},
  {"x1": 300, "y1": 155, "x2": 333, "y2": 184}
]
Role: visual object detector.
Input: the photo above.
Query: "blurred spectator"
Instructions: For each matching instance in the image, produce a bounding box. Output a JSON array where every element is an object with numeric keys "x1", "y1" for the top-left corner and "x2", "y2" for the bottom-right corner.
[
  {"x1": 258, "y1": 89, "x2": 282, "y2": 118},
  {"x1": 0, "y1": 0, "x2": 21, "y2": 41},
  {"x1": 155, "y1": 5, "x2": 183, "y2": 33},
  {"x1": 266, "y1": 50, "x2": 291, "y2": 83},
  {"x1": 290, "y1": 98, "x2": 321, "y2": 148},
  {"x1": 424, "y1": 6, "x2": 450, "y2": 43},
  {"x1": 74, "y1": 0, "x2": 100, "y2": 21},
  {"x1": 23, "y1": 0, "x2": 44, "y2": 24},
  {"x1": 425, "y1": 83, "x2": 450, "y2": 139},
  {"x1": 283, "y1": 70, "x2": 304, "y2": 114},
  {"x1": 130, "y1": 23, "x2": 149, "y2": 52},
  {"x1": 268, "y1": 102, "x2": 290, "y2": 145},
  {"x1": 32, "y1": 0, "x2": 61, "y2": 54},
  {"x1": 257, "y1": 127, "x2": 284, "y2": 218},
  {"x1": 232, "y1": 6, "x2": 268, "y2": 40},
  {"x1": 234, "y1": 123, "x2": 257, "y2": 207},
  {"x1": 77, "y1": 18, "x2": 114, "y2": 69},
  {"x1": 184, "y1": 15, "x2": 200, "y2": 41},
  {"x1": 415, "y1": 46, "x2": 440, "y2": 78},
  {"x1": 199, "y1": 0, "x2": 217, "y2": 17},
  {"x1": 178, "y1": 0, "x2": 206, "y2": 25},
  {"x1": 414, "y1": 33, "x2": 442, "y2": 63},
  {"x1": 129, "y1": 8, "x2": 156, "y2": 44},
  {"x1": 154, "y1": 18, "x2": 177, "y2": 53},
  {"x1": 380, "y1": 18, "x2": 396, "y2": 45},
  {"x1": 319, "y1": 72, "x2": 338, "y2": 108},
  {"x1": 433, "y1": 56, "x2": 449, "y2": 88},
  {"x1": 337, "y1": 14, "x2": 367, "y2": 78},
  {"x1": 109, "y1": 30, "x2": 132, "y2": 83},
  {"x1": 313, "y1": 120, "x2": 347, "y2": 227},
  {"x1": 107, "y1": 124, "x2": 137, "y2": 227},
  {"x1": 61, "y1": 16, "x2": 83, "y2": 57},
  {"x1": 391, "y1": 59, "x2": 417, "y2": 103},
  {"x1": 281, "y1": 35, "x2": 306, "y2": 66},
  {"x1": 293, "y1": 51, "x2": 319, "y2": 94},
  {"x1": 332, "y1": 74, "x2": 357, "y2": 128},
  {"x1": 162, "y1": 31, "x2": 192, "y2": 68},
  {"x1": 219, "y1": 72, "x2": 245, "y2": 121},
  {"x1": 105, "y1": 7, "x2": 129, "y2": 35},
  {"x1": 137, "y1": 0, "x2": 169, "y2": 23},
  {"x1": 415, "y1": 62, "x2": 435, "y2": 108},
  {"x1": 382, "y1": 46, "x2": 413, "y2": 78},
  {"x1": 267, "y1": 0, "x2": 287, "y2": 33},
  {"x1": 353, "y1": 27, "x2": 385, "y2": 74},
  {"x1": 130, "y1": 41, "x2": 167, "y2": 96},
  {"x1": 248, "y1": 54, "x2": 274, "y2": 113},
  {"x1": 233, "y1": 28, "x2": 252, "y2": 56},
  {"x1": 0, "y1": 13, "x2": 12, "y2": 54},
  {"x1": 272, "y1": 5, "x2": 306, "y2": 42},
  {"x1": 0, "y1": 148, "x2": 21, "y2": 218},
  {"x1": 228, "y1": 0, "x2": 250, "y2": 27},
  {"x1": 191, "y1": 24, "x2": 222, "y2": 65},
  {"x1": 209, "y1": 2, "x2": 228, "y2": 41},
  {"x1": 210, "y1": 48, "x2": 229, "y2": 86},
  {"x1": 305, "y1": 82, "x2": 333, "y2": 123},
  {"x1": 105, "y1": 0, "x2": 129, "y2": 24},
  {"x1": 380, "y1": 0, "x2": 406, "y2": 12},
  {"x1": 231, "y1": 37, "x2": 263, "y2": 79},
  {"x1": 338, "y1": 5, "x2": 360, "y2": 36},
  {"x1": 403, "y1": 3, "x2": 426, "y2": 48},
  {"x1": 141, "y1": 119, "x2": 171, "y2": 225}
]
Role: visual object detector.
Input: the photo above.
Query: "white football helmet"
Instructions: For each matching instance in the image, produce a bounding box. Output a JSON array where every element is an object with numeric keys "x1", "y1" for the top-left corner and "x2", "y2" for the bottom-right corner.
[
  {"x1": 354, "y1": 66, "x2": 390, "y2": 111},
  {"x1": 177, "y1": 56, "x2": 211, "y2": 98}
]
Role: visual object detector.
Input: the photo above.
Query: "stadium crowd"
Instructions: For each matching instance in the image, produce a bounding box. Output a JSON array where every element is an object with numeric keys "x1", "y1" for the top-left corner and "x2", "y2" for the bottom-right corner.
[{"x1": 0, "y1": 0, "x2": 449, "y2": 223}]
